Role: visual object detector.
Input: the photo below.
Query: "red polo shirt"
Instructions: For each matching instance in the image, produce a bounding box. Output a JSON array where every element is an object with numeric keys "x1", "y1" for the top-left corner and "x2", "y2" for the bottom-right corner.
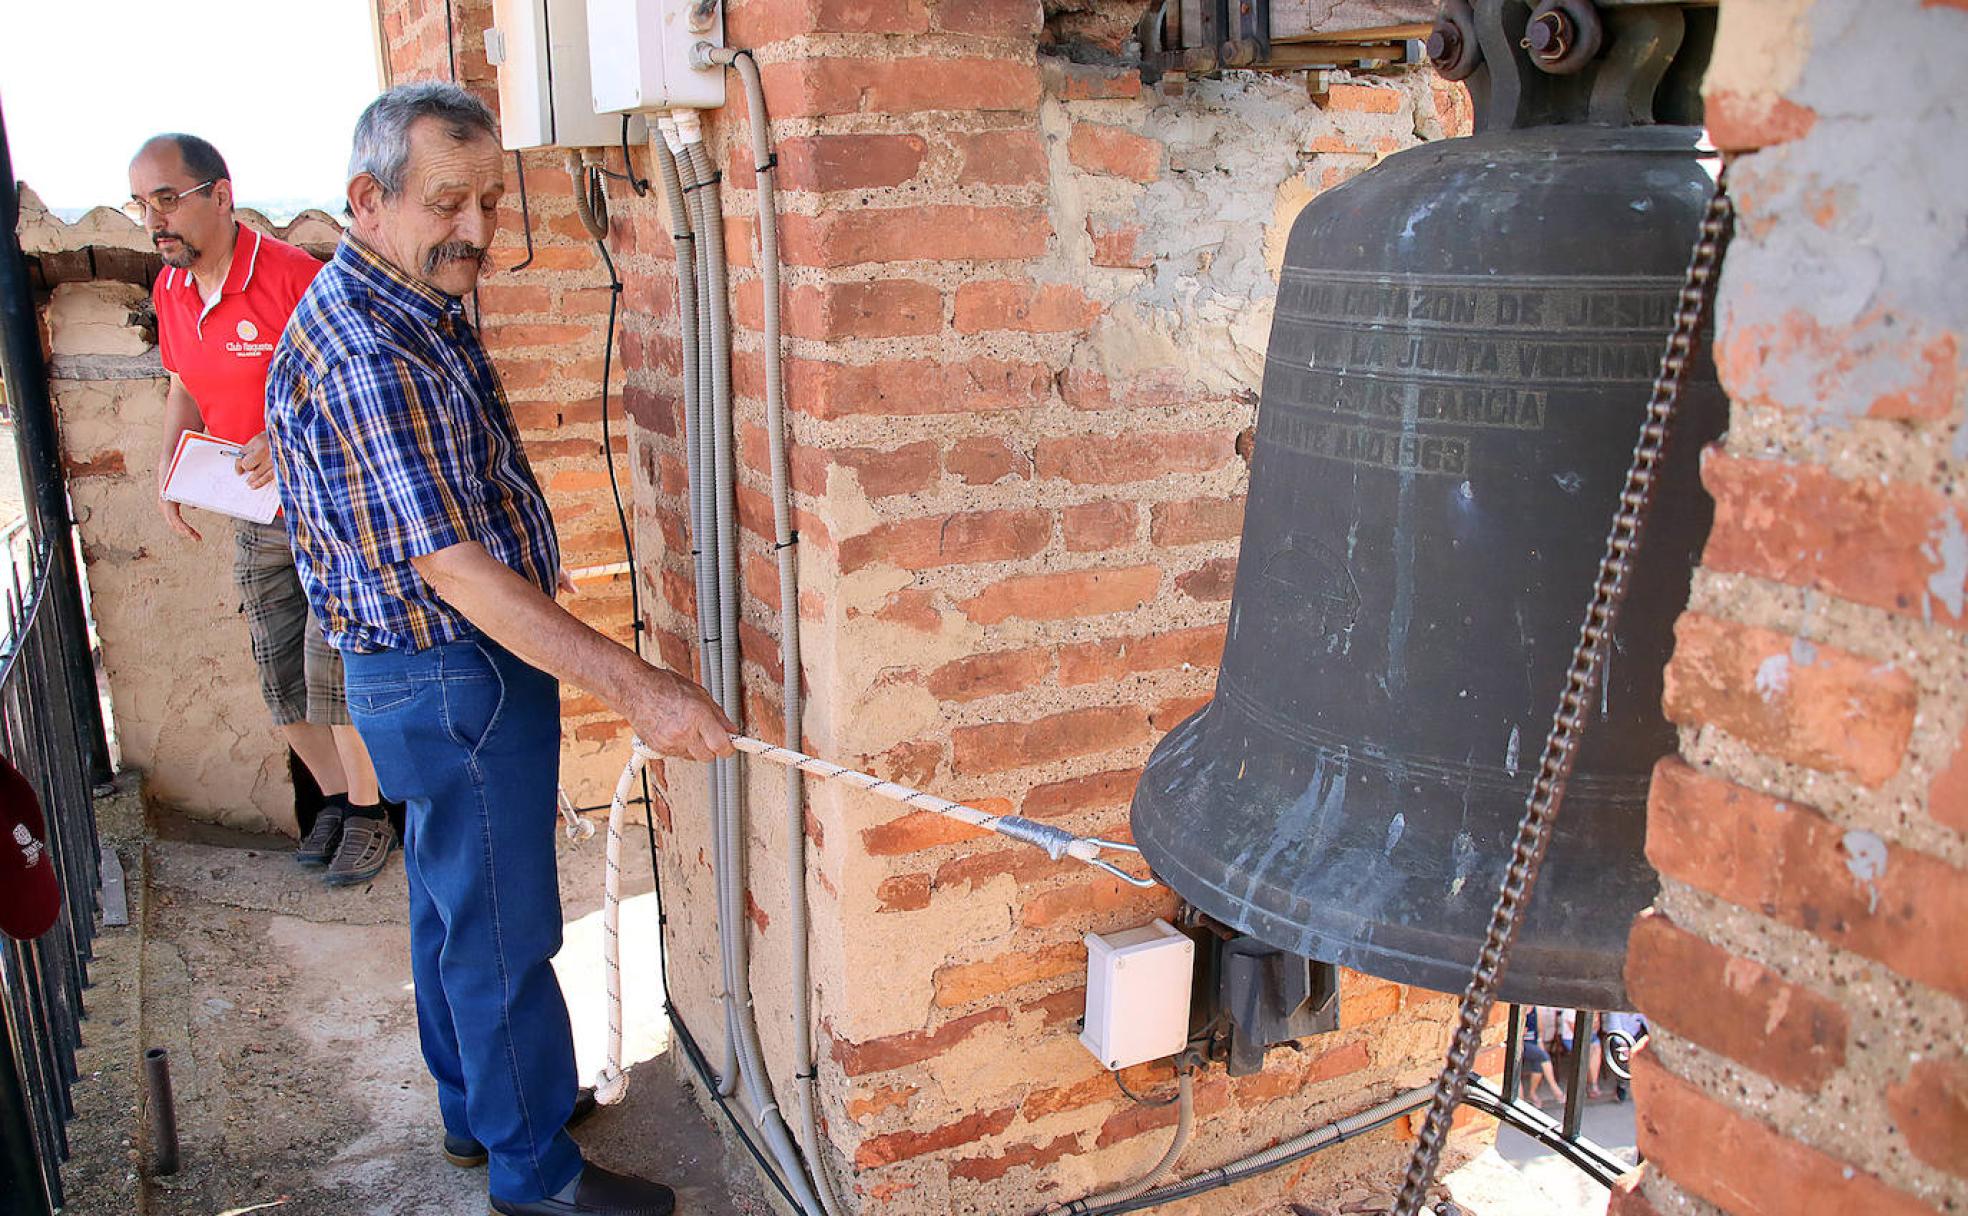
[{"x1": 152, "y1": 226, "x2": 324, "y2": 444}]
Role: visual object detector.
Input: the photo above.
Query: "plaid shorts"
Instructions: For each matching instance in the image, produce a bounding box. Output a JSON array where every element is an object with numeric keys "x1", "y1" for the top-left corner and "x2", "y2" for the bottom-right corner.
[{"x1": 233, "y1": 519, "x2": 349, "y2": 727}]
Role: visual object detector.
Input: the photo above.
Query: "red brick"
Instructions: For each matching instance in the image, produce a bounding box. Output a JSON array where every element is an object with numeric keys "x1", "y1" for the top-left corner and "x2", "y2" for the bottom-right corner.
[
  {"x1": 953, "y1": 280, "x2": 1100, "y2": 334},
  {"x1": 1625, "y1": 910, "x2": 1848, "y2": 1092},
  {"x1": 808, "y1": 0, "x2": 931, "y2": 34},
  {"x1": 1095, "y1": 1076, "x2": 1231, "y2": 1147},
  {"x1": 1087, "y1": 215, "x2": 1151, "y2": 268},
  {"x1": 855, "y1": 1106, "x2": 1017, "y2": 1168},
  {"x1": 1175, "y1": 556, "x2": 1237, "y2": 602},
  {"x1": 952, "y1": 705, "x2": 1151, "y2": 774},
  {"x1": 1149, "y1": 495, "x2": 1245, "y2": 547},
  {"x1": 1020, "y1": 872, "x2": 1174, "y2": 927},
  {"x1": 1058, "y1": 625, "x2": 1224, "y2": 686},
  {"x1": 1022, "y1": 768, "x2": 1138, "y2": 820},
  {"x1": 1035, "y1": 431, "x2": 1235, "y2": 484},
  {"x1": 786, "y1": 356, "x2": 1053, "y2": 419},
  {"x1": 1067, "y1": 122, "x2": 1163, "y2": 182},
  {"x1": 1885, "y1": 1056, "x2": 1968, "y2": 1180},
  {"x1": 935, "y1": 0, "x2": 1040, "y2": 36},
  {"x1": 1716, "y1": 309, "x2": 1960, "y2": 423},
  {"x1": 828, "y1": 1007, "x2": 1009, "y2": 1075},
  {"x1": 1931, "y1": 722, "x2": 1968, "y2": 834},
  {"x1": 934, "y1": 942, "x2": 1084, "y2": 1007},
  {"x1": 1699, "y1": 452, "x2": 1967, "y2": 631},
  {"x1": 1662, "y1": 614, "x2": 1918, "y2": 787},
  {"x1": 862, "y1": 809, "x2": 992, "y2": 856},
  {"x1": 746, "y1": 280, "x2": 943, "y2": 340},
  {"x1": 1042, "y1": 59, "x2": 1141, "y2": 100},
  {"x1": 1703, "y1": 90, "x2": 1819, "y2": 152},
  {"x1": 945, "y1": 437, "x2": 1024, "y2": 485},
  {"x1": 928, "y1": 649, "x2": 1051, "y2": 703},
  {"x1": 1062, "y1": 501, "x2": 1138, "y2": 552},
  {"x1": 64, "y1": 451, "x2": 125, "y2": 479},
  {"x1": 798, "y1": 441, "x2": 941, "y2": 498},
  {"x1": 1151, "y1": 693, "x2": 1210, "y2": 731},
  {"x1": 781, "y1": 206, "x2": 1051, "y2": 267},
  {"x1": 948, "y1": 1134, "x2": 1080, "y2": 1183},
  {"x1": 761, "y1": 57, "x2": 1041, "y2": 119},
  {"x1": 950, "y1": 129, "x2": 1049, "y2": 187},
  {"x1": 1647, "y1": 757, "x2": 1968, "y2": 999},
  {"x1": 772, "y1": 133, "x2": 928, "y2": 192},
  {"x1": 1342, "y1": 975, "x2": 1403, "y2": 1025},
  {"x1": 1023, "y1": 1066, "x2": 1139, "y2": 1121},
  {"x1": 1060, "y1": 367, "x2": 1199, "y2": 412},
  {"x1": 936, "y1": 845, "x2": 1064, "y2": 892},
  {"x1": 475, "y1": 283, "x2": 552, "y2": 313},
  {"x1": 1634, "y1": 1052, "x2": 1934, "y2": 1216},
  {"x1": 961, "y1": 565, "x2": 1162, "y2": 625},
  {"x1": 482, "y1": 322, "x2": 593, "y2": 351},
  {"x1": 837, "y1": 508, "x2": 1050, "y2": 573},
  {"x1": 1324, "y1": 83, "x2": 1404, "y2": 113}
]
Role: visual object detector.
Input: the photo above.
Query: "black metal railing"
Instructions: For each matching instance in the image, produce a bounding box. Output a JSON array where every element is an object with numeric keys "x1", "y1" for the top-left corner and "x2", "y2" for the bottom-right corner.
[
  {"x1": 2, "y1": 98, "x2": 116, "y2": 1215},
  {"x1": 1467, "y1": 1004, "x2": 1643, "y2": 1188},
  {"x1": 0, "y1": 541, "x2": 105, "y2": 1215}
]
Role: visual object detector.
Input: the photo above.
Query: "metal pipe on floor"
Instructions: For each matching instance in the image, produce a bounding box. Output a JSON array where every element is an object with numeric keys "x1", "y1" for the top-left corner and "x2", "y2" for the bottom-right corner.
[{"x1": 143, "y1": 1046, "x2": 180, "y2": 1176}]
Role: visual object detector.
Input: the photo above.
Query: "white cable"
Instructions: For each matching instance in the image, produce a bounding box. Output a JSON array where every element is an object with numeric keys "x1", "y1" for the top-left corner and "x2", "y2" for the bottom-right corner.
[{"x1": 592, "y1": 734, "x2": 1155, "y2": 1107}]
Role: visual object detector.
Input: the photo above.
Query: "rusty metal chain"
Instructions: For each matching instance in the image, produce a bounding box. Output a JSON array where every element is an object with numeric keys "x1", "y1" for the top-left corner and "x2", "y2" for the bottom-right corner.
[{"x1": 1390, "y1": 170, "x2": 1735, "y2": 1216}]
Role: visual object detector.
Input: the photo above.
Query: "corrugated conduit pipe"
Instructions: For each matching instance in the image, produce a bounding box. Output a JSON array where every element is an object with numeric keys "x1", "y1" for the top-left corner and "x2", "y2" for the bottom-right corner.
[
  {"x1": 655, "y1": 117, "x2": 743, "y2": 1100},
  {"x1": 669, "y1": 108, "x2": 828, "y2": 1216},
  {"x1": 709, "y1": 47, "x2": 848, "y2": 1216}
]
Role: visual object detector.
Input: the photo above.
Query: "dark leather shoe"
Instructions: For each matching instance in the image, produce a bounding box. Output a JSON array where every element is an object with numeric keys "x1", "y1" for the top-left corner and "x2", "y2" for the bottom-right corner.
[
  {"x1": 443, "y1": 1087, "x2": 600, "y2": 1167},
  {"x1": 489, "y1": 1162, "x2": 676, "y2": 1216}
]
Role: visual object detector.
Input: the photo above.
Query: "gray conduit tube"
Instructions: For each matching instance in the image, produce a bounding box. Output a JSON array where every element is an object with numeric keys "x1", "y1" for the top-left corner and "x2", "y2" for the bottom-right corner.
[
  {"x1": 677, "y1": 119, "x2": 826, "y2": 1216},
  {"x1": 1072, "y1": 1069, "x2": 1194, "y2": 1210},
  {"x1": 714, "y1": 47, "x2": 845, "y2": 1216},
  {"x1": 1061, "y1": 1083, "x2": 1437, "y2": 1216},
  {"x1": 651, "y1": 130, "x2": 742, "y2": 1098},
  {"x1": 665, "y1": 125, "x2": 747, "y2": 1101}
]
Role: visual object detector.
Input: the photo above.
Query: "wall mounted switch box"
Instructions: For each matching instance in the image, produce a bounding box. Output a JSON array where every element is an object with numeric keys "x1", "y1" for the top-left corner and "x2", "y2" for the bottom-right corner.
[
  {"x1": 487, "y1": 0, "x2": 623, "y2": 149},
  {"x1": 586, "y1": 0, "x2": 727, "y2": 112},
  {"x1": 1080, "y1": 919, "x2": 1195, "y2": 1071}
]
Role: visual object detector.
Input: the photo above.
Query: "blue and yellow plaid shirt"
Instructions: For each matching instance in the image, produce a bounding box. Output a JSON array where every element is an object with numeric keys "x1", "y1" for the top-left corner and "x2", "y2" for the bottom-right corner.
[{"x1": 266, "y1": 236, "x2": 560, "y2": 653}]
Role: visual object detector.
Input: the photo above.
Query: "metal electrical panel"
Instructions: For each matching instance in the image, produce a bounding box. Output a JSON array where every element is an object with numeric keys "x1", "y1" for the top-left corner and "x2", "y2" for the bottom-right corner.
[
  {"x1": 486, "y1": 0, "x2": 620, "y2": 149},
  {"x1": 586, "y1": 0, "x2": 727, "y2": 112}
]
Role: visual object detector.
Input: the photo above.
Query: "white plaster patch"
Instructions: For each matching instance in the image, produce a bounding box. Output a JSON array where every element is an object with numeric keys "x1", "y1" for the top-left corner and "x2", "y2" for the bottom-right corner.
[
  {"x1": 1921, "y1": 507, "x2": 1967, "y2": 623},
  {"x1": 1840, "y1": 829, "x2": 1888, "y2": 914},
  {"x1": 1754, "y1": 653, "x2": 1792, "y2": 700}
]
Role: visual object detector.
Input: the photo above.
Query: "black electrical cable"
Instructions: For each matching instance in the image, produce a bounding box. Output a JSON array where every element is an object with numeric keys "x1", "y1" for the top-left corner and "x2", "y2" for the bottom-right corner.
[
  {"x1": 510, "y1": 151, "x2": 536, "y2": 272},
  {"x1": 1113, "y1": 1070, "x2": 1181, "y2": 1108}
]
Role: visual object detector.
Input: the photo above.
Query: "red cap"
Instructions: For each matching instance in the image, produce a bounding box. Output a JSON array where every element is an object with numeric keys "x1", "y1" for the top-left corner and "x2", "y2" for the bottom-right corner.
[{"x1": 0, "y1": 756, "x2": 61, "y2": 940}]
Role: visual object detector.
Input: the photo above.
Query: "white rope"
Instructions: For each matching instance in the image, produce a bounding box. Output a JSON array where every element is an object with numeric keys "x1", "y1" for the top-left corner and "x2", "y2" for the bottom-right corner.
[{"x1": 587, "y1": 734, "x2": 1155, "y2": 1105}]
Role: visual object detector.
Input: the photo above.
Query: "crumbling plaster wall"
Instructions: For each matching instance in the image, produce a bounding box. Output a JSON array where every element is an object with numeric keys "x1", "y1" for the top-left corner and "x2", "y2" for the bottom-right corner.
[
  {"x1": 15, "y1": 193, "x2": 349, "y2": 832},
  {"x1": 1615, "y1": 3, "x2": 1968, "y2": 1216}
]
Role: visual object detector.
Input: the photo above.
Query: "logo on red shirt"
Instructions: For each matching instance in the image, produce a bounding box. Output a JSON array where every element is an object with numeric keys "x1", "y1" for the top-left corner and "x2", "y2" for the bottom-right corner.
[{"x1": 236, "y1": 319, "x2": 259, "y2": 341}]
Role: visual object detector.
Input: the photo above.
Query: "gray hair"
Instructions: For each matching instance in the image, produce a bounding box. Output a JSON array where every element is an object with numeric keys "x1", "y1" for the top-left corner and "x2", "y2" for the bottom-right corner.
[{"x1": 347, "y1": 82, "x2": 499, "y2": 198}]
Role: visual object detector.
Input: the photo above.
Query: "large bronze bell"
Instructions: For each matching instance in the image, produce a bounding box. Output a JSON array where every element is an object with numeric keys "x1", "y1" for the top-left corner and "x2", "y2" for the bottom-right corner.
[{"x1": 1131, "y1": 0, "x2": 1725, "y2": 1010}]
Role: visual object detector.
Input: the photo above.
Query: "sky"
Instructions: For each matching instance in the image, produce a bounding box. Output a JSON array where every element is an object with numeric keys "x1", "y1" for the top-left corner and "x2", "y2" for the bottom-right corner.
[{"x1": 1, "y1": 1, "x2": 386, "y2": 220}]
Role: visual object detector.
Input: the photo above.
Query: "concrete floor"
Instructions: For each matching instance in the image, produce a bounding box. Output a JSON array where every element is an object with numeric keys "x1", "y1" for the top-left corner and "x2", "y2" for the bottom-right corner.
[{"x1": 59, "y1": 788, "x2": 770, "y2": 1216}]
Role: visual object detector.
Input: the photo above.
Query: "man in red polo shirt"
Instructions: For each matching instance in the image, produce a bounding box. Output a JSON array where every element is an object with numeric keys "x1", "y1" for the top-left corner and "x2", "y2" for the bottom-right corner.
[{"x1": 129, "y1": 133, "x2": 392, "y2": 885}]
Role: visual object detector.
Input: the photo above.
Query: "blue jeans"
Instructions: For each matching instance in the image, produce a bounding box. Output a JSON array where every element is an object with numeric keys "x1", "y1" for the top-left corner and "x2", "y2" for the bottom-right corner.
[{"x1": 344, "y1": 634, "x2": 582, "y2": 1202}]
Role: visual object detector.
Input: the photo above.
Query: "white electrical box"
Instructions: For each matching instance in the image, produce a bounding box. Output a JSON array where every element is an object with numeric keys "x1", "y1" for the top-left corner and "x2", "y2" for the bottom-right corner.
[
  {"x1": 586, "y1": 0, "x2": 727, "y2": 113},
  {"x1": 486, "y1": 0, "x2": 621, "y2": 149},
  {"x1": 1079, "y1": 919, "x2": 1195, "y2": 1072}
]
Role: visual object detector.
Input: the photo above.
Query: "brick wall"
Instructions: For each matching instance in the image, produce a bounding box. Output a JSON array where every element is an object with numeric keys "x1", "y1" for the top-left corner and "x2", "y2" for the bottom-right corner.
[
  {"x1": 374, "y1": 0, "x2": 1494, "y2": 1209},
  {"x1": 1618, "y1": 3, "x2": 1968, "y2": 1215}
]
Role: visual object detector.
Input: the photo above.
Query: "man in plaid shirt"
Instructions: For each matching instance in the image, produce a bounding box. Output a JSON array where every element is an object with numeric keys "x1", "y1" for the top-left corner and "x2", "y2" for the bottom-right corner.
[{"x1": 267, "y1": 83, "x2": 729, "y2": 1216}]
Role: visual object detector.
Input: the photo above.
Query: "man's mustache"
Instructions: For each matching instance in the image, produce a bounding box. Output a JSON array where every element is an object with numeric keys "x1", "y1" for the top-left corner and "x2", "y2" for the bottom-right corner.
[{"x1": 423, "y1": 241, "x2": 487, "y2": 275}]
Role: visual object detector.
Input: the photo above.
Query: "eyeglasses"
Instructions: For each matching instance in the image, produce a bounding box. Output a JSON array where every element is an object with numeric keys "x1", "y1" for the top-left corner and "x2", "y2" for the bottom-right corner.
[{"x1": 121, "y1": 179, "x2": 217, "y2": 221}]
